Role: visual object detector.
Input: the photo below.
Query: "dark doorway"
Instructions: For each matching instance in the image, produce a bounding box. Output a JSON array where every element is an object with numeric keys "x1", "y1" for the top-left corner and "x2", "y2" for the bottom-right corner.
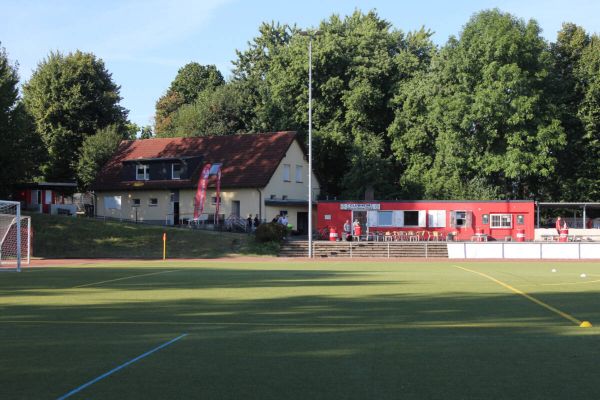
[
  {"x1": 297, "y1": 212, "x2": 308, "y2": 235},
  {"x1": 352, "y1": 211, "x2": 367, "y2": 230},
  {"x1": 173, "y1": 202, "x2": 180, "y2": 225}
]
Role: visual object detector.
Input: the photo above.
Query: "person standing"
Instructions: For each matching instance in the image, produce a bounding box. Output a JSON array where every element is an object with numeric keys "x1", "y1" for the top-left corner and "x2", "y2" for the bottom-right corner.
[
  {"x1": 353, "y1": 219, "x2": 361, "y2": 237},
  {"x1": 343, "y1": 219, "x2": 351, "y2": 241},
  {"x1": 247, "y1": 214, "x2": 253, "y2": 232},
  {"x1": 253, "y1": 215, "x2": 260, "y2": 229},
  {"x1": 556, "y1": 217, "x2": 562, "y2": 235}
]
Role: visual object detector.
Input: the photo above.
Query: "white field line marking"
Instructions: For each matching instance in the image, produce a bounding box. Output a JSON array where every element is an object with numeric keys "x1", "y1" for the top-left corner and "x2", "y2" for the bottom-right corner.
[
  {"x1": 0, "y1": 319, "x2": 559, "y2": 329},
  {"x1": 540, "y1": 279, "x2": 600, "y2": 286},
  {"x1": 454, "y1": 265, "x2": 582, "y2": 326},
  {"x1": 56, "y1": 333, "x2": 187, "y2": 400},
  {"x1": 72, "y1": 270, "x2": 178, "y2": 288}
]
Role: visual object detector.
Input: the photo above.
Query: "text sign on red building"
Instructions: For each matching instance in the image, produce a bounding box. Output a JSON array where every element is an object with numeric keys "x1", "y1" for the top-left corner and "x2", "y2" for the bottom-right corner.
[{"x1": 340, "y1": 203, "x2": 380, "y2": 211}]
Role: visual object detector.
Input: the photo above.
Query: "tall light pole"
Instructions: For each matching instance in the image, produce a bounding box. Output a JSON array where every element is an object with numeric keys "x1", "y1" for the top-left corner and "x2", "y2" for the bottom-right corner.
[{"x1": 298, "y1": 30, "x2": 319, "y2": 258}]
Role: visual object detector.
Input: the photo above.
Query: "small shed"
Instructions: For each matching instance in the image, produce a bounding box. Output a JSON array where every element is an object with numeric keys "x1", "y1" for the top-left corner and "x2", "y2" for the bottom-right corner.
[{"x1": 13, "y1": 182, "x2": 77, "y2": 214}]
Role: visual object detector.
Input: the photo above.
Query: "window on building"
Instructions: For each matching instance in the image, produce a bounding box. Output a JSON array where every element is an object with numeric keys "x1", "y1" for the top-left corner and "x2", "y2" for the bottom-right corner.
[
  {"x1": 450, "y1": 210, "x2": 472, "y2": 228},
  {"x1": 104, "y1": 196, "x2": 122, "y2": 210},
  {"x1": 136, "y1": 164, "x2": 149, "y2": 180},
  {"x1": 211, "y1": 196, "x2": 221, "y2": 204},
  {"x1": 378, "y1": 211, "x2": 393, "y2": 226},
  {"x1": 482, "y1": 214, "x2": 489, "y2": 225},
  {"x1": 149, "y1": 198, "x2": 158, "y2": 207},
  {"x1": 295, "y1": 165, "x2": 303, "y2": 182},
  {"x1": 403, "y1": 211, "x2": 419, "y2": 226},
  {"x1": 490, "y1": 214, "x2": 512, "y2": 228},
  {"x1": 282, "y1": 195, "x2": 288, "y2": 200},
  {"x1": 172, "y1": 163, "x2": 181, "y2": 179},
  {"x1": 270, "y1": 194, "x2": 276, "y2": 199},
  {"x1": 132, "y1": 198, "x2": 141, "y2": 207},
  {"x1": 283, "y1": 164, "x2": 291, "y2": 182},
  {"x1": 427, "y1": 210, "x2": 446, "y2": 227},
  {"x1": 516, "y1": 214, "x2": 524, "y2": 225}
]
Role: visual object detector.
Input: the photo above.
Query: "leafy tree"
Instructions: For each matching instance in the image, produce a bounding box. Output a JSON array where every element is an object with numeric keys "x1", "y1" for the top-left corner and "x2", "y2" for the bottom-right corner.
[
  {"x1": 170, "y1": 63, "x2": 224, "y2": 103},
  {"x1": 167, "y1": 83, "x2": 249, "y2": 137},
  {"x1": 0, "y1": 44, "x2": 43, "y2": 196},
  {"x1": 389, "y1": 9, "x2": 565, "y2": 199},
  {"x1": 232, "y1": 22, "x2": 293, "y2": 132},
  {"x1": 263, "y1": 11, "x2": 435, "y2": 198},
  {"x1": 22, "y1": 51, "x2": 128, "y2": 181},
  {"x1": 139, "y1": 125, "x2": 154, "y2": 139},
  {"x1": 546, "y1": 23, "x2": 590, "y2": 200},
  {"x1": 572, "y1": 34, "x2": 600, "y2": 200},
  {"x1": 154, "y1": 90, "x2": 185, "y2": 135},
  {"x1": 76, "y1": 125, "x2": 125, "y2": 190},
  {"x1": 154, "y1": 63, "x2": 224, "y2": 135}
]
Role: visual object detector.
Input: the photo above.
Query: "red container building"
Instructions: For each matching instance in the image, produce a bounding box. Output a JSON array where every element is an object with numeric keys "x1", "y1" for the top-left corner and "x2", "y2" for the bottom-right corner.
[{"x1": 317, "y1": 200, "x2": 535, "y2": 241}]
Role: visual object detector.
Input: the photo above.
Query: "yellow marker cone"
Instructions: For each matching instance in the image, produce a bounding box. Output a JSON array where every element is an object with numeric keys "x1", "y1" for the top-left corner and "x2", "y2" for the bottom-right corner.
[{"x1": 580, "y1": 321, "x2": 592, "y2": 328}]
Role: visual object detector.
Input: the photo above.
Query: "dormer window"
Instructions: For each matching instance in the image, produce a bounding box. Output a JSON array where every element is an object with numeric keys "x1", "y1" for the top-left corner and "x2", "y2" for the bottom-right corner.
[
  {"x1": 172, "y1": 163, "x2": 181, "y2": 180},
  {"x1": 136, "y1": 164, "x2": 149, "y2": 180}
]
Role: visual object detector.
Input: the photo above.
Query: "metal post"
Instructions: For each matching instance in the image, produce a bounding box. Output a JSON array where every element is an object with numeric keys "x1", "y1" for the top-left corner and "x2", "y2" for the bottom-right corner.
[
  {"x1": 16, "y1": 204, "x2": 21, "y2": 272},
  {"x1": 536, "y1": 202, "x2": 540, "y2": 229},
  {"x1": 583, "y1": 205, "x2": 587, "y2": 229},
  {"x1": 308, "y1": 37, "x2": 313, "y2": 259},
  {"x1": 27, "y1": 217, "x2": 31, "y2": 265}
]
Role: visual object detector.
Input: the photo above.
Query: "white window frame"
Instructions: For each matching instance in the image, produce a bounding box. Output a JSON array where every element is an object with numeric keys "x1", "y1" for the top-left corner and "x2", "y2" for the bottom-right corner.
[
  {"x1": 377, "y1": 211, "x2": 393, "y2": 227},
  {"x1": 490, "y1": 213, "x2": 512, "y2": 229},
  {"x1": 148, "y1": 198, "x2": 158, "y2": 207},
  {"x1": 132, "y1": 198, "x2": 141, "y2": 207},
  {"x1": 136, "y1": 164, "x2": 149, "y2": 180},
  {"x1": 104, "y1": 196, "x2": 122, "y2": 210},
  {"x1": 295, "y1": 165, "x2": 303, "y2": 183},
  {"x1": 450, "y1": 210, "x2": 472, "y2": 228},
  {"x1": 283, "y1": 164, "x2": 291, "y2": 182},
  {"x1": 211, "y1": 196, "x2": 222, "y2": 205},
  {"x1": 427, "y1": 210, "x2": 446, "y2": 228},
  {"x1": 171, "y1": 163, "x2": 181, "y2": 180}
]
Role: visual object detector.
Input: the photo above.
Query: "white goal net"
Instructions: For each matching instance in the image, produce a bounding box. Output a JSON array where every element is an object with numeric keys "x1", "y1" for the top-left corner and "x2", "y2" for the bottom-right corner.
[{"x1": 0, "y1": 200, "x2": 31, "y2": 271}]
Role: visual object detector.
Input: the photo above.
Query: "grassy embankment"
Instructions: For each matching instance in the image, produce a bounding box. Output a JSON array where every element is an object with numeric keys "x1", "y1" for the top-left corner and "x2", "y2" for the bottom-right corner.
[{"x1": 29, "y1": 213, "x2": 278, "y2": 259}]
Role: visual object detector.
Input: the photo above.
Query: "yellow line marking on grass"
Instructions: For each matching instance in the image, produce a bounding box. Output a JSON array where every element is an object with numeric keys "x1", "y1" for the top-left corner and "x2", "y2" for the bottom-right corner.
[
  {"x1": 454, "y1": 265, "x2": 583, "y2": 326},
  {"x1": 72, "y1": 270, "x2": 178, "y2": 288}
]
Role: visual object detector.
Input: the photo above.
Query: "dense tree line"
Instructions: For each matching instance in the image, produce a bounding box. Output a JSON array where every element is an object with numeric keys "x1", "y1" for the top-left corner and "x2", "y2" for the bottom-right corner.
[
  {"x1": 1, "y1": 9, "x2": 598, "y2": 202},
  {"x1": 154, "y1": 9, "x2": 600, "y2": 201}
]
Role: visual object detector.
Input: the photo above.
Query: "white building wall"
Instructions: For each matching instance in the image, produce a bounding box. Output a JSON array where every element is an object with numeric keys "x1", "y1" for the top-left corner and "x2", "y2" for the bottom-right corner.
[
  {"x1": 96, "y1": 138, "x2": 320, "y2": 228},
  {"x1": 96, "y1": 190, "x2": 171, "y2": 223},
  {"x1": 263, "y1": 140, "x2": 320, "y2": 202}
]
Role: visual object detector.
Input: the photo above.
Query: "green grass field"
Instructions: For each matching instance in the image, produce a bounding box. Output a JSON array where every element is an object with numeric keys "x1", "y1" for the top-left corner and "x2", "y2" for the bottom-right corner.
[
  {"x1": 29, "y1": 213, "x2": 278, "y2": 259},
  {"x1": 2, "y1": 259, "x2": 600, "y2": 399}
]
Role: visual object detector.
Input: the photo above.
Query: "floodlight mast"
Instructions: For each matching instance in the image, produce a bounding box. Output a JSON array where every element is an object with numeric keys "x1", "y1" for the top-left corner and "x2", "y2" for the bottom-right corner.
[{"x1": 297, "y1": 29, "x2": 321, "y2": 258}]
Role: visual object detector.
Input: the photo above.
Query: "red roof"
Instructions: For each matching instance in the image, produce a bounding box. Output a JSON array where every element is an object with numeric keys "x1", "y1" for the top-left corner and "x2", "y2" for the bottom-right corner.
[{"x1": 93, "y1": 131, "x2": 301, "y2": 190}]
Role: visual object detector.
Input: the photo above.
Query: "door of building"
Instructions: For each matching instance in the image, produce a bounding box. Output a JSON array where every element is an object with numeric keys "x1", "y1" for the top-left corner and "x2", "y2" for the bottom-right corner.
[
  {"x1": 170, "y1": 191, "x2": 180, "y2": 225},
  {"x1": 232, "y1": 201, "x2": 241, "y2": 218},
  {"x1": 352, "y1": 211, "x2": 368, "y2": 233},
  {"x1": 297, "y1": 212, "x2": 308, "y2": 235}
]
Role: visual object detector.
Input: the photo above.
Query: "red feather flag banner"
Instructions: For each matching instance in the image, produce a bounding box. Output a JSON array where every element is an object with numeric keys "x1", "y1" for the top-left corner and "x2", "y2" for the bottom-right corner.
[{"x1": 193, "y1": 163, "x2": 212, "y2": 220}]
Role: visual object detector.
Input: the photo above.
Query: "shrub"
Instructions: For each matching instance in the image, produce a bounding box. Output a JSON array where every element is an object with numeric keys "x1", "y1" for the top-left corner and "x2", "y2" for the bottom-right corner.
[{"x1": 255, "y1": 222, "x2": 287, "y2": 243}]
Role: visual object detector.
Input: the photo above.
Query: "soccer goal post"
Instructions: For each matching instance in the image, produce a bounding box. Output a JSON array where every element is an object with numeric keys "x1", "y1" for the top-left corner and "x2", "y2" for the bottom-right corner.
[{"x1": 0, "y1": 200, "x2": 31, "y2": 272}]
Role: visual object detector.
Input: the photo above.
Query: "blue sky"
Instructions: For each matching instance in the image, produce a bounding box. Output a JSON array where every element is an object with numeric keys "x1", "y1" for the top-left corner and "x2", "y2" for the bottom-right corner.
[{"x1": 2, "y1": 0, "x2": 599, "y2": 129}]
